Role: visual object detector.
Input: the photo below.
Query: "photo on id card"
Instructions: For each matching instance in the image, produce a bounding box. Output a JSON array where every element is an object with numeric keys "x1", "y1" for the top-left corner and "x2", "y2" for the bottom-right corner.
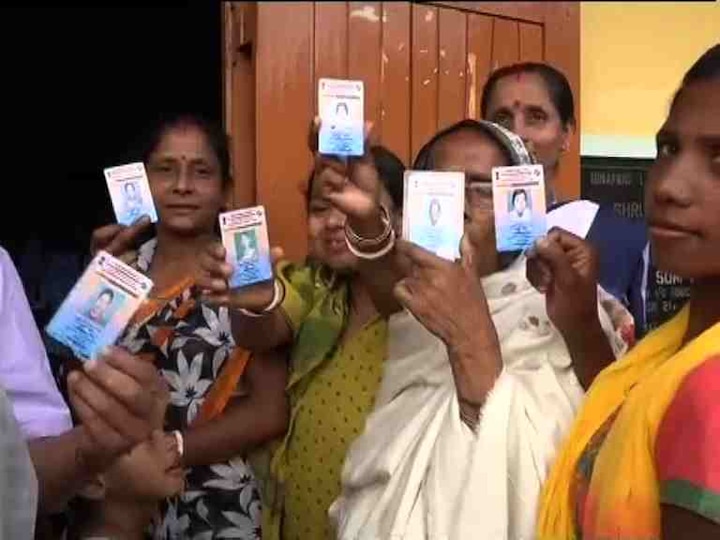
[
  {"x1": 402, "y1": 170, "x2": 465, "y2": 261},
  {"x1": 219, "y1": 206, "x2": 273, "y2": 289},
  {"x1": 318, "y1": 78, "x2": 364, "y2": 157},
  {"x1": 492, "y1": 164, "x2": 547, "y2": 252},
  {"x1": 104, "y1": 162, "x2": 158, "y2": 226},
  {"x1": 46, "y1": 251, "x2": 153, "y2": 361}
]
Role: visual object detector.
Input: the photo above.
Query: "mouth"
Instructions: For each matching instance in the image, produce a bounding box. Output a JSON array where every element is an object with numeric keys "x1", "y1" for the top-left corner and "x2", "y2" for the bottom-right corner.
[
  {"x1": 648, "y1": 221, "x2": 698, "y2": 239},
  {"x1": 326, "y1": 237, "x2": 348, "y2": 253},
  {"x1": 165, "y1": 204, "x2": 199, "y2": 213}
]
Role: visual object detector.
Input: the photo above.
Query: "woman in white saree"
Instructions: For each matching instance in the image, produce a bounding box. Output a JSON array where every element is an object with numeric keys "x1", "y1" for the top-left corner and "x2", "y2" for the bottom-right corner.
[{"x1": 316, "y1": 120, "x2": 631, "y2": 539}]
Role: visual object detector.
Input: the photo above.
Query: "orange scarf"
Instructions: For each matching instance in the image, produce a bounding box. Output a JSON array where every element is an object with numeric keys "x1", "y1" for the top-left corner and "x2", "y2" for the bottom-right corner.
[{"x1": 131, "y1": 276, "x2": 250, "y2": 427}]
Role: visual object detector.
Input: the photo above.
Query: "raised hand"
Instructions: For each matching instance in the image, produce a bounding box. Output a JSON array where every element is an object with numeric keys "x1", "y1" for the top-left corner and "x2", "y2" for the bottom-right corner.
[
  {"x1": 197, "y1": 241, "x2": 285, "y2": 312},
  {"x1": 67, "y1": 347, "x2": 169, "y2": 462},
  {"x1": 90, "y1": 216, "x2": 153, "y2": 264},
  {"x1": 526, "y1": 228, "x2": 600, "y2": 337},
  {"x1": 309, "y1": 118, "x2": 385, "y2": 238}
]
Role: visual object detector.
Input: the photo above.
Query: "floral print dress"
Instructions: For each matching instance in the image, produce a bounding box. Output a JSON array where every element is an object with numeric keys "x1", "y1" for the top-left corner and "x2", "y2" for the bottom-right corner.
[{"x1": 120, "y1": 239, "x2": 262, "y2": 539}]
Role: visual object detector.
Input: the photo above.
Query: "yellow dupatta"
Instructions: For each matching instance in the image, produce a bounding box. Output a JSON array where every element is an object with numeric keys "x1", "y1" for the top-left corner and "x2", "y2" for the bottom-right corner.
[{"x1": 537, "y1": 304, "x2": 720, "y2": 539}]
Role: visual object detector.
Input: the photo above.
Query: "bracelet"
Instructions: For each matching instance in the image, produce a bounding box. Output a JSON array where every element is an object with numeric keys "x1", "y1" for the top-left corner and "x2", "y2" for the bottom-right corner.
[
  {"x1": 345, "y1": 228, "x2": 396, "y2": 260},
  {"x1": 344, "y1": 205, "x2": 392, "y2": 249},
  {"x1": 238, "y1": 279, "x2": 285, "y2": 318},
  {"x1": 172, "y1": 430, "x2": 184, "y2": 457}
]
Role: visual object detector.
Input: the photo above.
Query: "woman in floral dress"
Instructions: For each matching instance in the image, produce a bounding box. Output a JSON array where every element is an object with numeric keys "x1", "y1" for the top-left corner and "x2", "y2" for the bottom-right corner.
[{"x1": 99, "y1": 113, "x2": 289, "y2": 538}]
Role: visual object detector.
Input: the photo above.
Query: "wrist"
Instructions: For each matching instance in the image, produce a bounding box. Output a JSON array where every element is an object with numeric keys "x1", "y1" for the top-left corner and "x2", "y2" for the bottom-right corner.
[
  {"x1": 75, "y1": 426, "x2": 117, "y2": 477},
  {"x1": 448, "y1": 338, "x2": 501, "y2": 405}
]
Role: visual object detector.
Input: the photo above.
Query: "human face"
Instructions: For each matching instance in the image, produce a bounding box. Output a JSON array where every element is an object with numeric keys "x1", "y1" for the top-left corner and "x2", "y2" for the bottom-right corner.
[
  {"x1": 484, "y1": 72, "x2": 571, "y2": 182},
  {"x1": 514, "y1": 191, "x2": 528, "y2": 215},
  {"x1": 645, "y1": 79, "x2": 720, "y2": 279},
  {"x1": 431, "y1": 129, "x2": 510, "y2": 274},
  {"x1": 90, "y1": 293, "x2": 112, "y2": 320},
  {"x1": 147, "y1": 124, "x2": 226, "y2": 237},
  {"x1": 307, "y1": 168, "x2": 395, "y2": 272},
  {"x1": 103, "y1": 430, "x2": 184, "y2": 502}
]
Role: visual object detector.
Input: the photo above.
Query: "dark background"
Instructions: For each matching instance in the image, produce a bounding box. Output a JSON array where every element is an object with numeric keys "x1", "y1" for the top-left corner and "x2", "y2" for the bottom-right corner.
[{"x1": 0, "y1": 4, "x2": 222, "y2": 327}]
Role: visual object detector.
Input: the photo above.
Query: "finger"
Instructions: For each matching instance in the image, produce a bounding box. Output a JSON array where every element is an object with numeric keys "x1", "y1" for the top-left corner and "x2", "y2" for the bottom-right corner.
[
  {"x1": 532, "y1": 236, "x2": 575, "y2": 286},
  {"x1": 459, "y1": 234, "x2": 476, "y2": 273},
  {"x1": 69, "y1": 368, "x2": 152, "y2": 445},
  {"x1": 103, "y1": 216, "x2": 153, "y2": 256},
  {"x1": 546, "y1": 227, "x2": 584, "y2": 250},
  {"x1": 395, "y1": 240, "x2": 445, "y2": 270},
  {"x1": 92, "y1": 347, "x2": 160, "y2": 412},
  {"x1": 90, "y1": 224, "x2": 124, "y2": 255},
  {"x1": 392, "y1": 279, "x2": 416, "y2": 310},
  {"x1": 69, "y1": 387, "x2": 129, "y2": 454},
  {"x1": 526, "y1": 254, "x2": 553, "y2": 293},
  {"x1": 118, "y1": 250, "x2": 139, "y2": 266}
]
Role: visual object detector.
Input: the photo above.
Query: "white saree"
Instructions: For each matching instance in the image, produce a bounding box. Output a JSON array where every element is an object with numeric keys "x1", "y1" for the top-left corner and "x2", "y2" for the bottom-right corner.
[{"x1": 330, "y1": 257, "x2": 627, "y2": 540}]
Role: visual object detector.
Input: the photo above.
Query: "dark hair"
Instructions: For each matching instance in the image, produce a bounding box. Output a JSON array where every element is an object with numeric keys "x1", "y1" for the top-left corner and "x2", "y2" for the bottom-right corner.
[
  {"x1": 671, "y1": 43, "x2": 720, "y2": 108},
  {"x1": 97, "y1": 289, "x2": 114, "y2": 302},
  {"x1": 138, "y1": 112, "x2": 232, "y2": 187},
  {"x1": 305, "y1": 145, "x2": 406, "y2": 209},
  {"x1": 511, "y1": 188, "x2": 528, "y2": 205},
  {"x1": 480, "y1": 62, "x2": 575, "y2": 128},
  {"x1": 412, "y1": 119, "x2": 513, "y2": 170}
]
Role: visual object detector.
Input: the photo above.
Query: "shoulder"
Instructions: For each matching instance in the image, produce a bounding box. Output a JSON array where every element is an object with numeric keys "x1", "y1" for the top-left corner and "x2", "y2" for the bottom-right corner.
[{"x1": 656, "y1": 355, "x2": 720, "y2": 523}]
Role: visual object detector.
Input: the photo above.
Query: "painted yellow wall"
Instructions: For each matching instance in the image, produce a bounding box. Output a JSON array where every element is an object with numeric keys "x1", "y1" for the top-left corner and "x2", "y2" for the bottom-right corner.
[{"x1": 581, "y1": 2, "x2": 720, "y2": 157}]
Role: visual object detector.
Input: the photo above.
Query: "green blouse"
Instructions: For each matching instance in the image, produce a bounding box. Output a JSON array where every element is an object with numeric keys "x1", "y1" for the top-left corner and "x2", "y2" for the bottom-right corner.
[{"x1": 259, "y1": 261, "x2": 387, "y2": 540}]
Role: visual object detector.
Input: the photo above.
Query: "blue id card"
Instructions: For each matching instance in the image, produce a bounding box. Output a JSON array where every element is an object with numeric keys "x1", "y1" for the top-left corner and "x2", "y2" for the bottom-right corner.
[
  {"x1": 219, "y1": 206, "x2": 273, "y2": 289},
  {"x1": 492, "y1": 164, "x2": 547, "y2": 252},
  {"x1": 402, "y1": 171, "x2": 465, "y2": 261},
  {"x1": 318, "y1": 78, "x2": 364, "y2": 157},
  {"x1": 104, "y1": 162, "x2": 158, "y2": 226},
  {"x1": 46, "y1": 251, "x2": 153, "y2": 361}
]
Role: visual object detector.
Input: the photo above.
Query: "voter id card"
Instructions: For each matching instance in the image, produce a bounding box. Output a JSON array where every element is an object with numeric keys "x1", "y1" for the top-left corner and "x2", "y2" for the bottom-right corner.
[
  {"x1": 104, "y1": 162, "x2": 158, "y2": 226},
  {"x1": 219, "y1": 206, "x2": 273, "y2": 289},
  {"x1": 402, "y1": 170, "x2": 465, "y2": 261},
  {"x1": 318, "y1": 78, "x2": 364, "y2": 157}
]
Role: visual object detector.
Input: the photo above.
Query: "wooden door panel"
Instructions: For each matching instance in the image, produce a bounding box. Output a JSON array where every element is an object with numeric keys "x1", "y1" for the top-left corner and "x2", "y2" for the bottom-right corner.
[{"x1": 225, "y1": 1, "x2": 579, "y2": 260}]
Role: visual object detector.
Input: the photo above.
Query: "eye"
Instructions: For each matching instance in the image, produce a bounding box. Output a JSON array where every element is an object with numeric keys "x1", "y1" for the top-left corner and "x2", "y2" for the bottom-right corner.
[
  {"x1": 526, "y1": 109, "x2": 548, "y2": 125},
  {"x1": 657, "y1": 140, "x2": 679, "y2": 158},
  {"x1": 492, "y1": 111, "x2": 513, "y2": 129}
]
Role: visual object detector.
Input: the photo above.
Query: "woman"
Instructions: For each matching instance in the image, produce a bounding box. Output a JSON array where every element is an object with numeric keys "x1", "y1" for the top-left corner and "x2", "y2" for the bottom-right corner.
[
  {"x1": 198, "y1": 145, "x2": 405, "y2": 539},
  {"x1": 481, "y1": 62, "x2": 648, "y2": 336},
  {"x1": 97, "y1": 113, "x2": 289, "y2": 538},
  {"x1": 321, "y1": 119, "x2": 631, "y2": 539},
  {"x1": 68, "y1": 430, "x2": 184, "y2": 539},
  {"x1": 538, "y1": 44, "x2": 720, "y2": 539}
]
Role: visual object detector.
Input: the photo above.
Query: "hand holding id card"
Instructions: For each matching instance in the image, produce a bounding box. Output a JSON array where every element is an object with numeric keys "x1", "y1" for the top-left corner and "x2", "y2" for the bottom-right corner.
[
  {"x1": 402, "y1": 170, "x2": 465, "y2": 261},
  {"x1": 104, "y1": 162, "x2": 158, "y2": 226},
  {"x1": 219, "y1": 206, "x2": 273, "y2": 289},
  {"x1": 318, "y1": 78, "x2": 364, "y2": 157},
  {"x1": 46, "y1": 251, "x2": 153, "y2": 361},
  {"x1": 492, "y1": 164, "x2": 547, "y2": 252}
]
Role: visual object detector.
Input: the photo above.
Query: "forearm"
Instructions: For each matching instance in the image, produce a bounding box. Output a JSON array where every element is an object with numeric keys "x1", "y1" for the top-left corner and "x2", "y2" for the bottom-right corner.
[
  {"x1": 562, "y1": 318, "x2": 614, "y2": 390},
  {"x1": 229, "y1": 309, "x2": 292, "y2": 353},
  {"x1": 182, "y1": 393, "x2": 289, "y2": 468},
  {"x1": 358, "y1": 254, "x2": 404, "y2": 317},
  {"x1": 28, "y1": 426, "x2": 112, "y2": 514}
]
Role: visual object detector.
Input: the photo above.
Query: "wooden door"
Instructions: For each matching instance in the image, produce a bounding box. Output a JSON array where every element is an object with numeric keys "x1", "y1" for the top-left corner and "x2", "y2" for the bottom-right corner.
[{"x1": 224, "y1": 2, "x2": 580, "y2": 261}]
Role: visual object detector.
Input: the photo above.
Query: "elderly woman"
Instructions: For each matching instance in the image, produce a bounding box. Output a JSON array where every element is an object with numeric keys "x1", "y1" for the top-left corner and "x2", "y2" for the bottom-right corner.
[{"x1": 323, "y1": 120, "x2": 630, "y2": 539}]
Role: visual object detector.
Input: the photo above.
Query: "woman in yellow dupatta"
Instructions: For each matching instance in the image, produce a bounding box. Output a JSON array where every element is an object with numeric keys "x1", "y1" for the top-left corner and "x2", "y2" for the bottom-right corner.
[{"x1": 538, "y1": 43, "x2": 720, "y2": 539}]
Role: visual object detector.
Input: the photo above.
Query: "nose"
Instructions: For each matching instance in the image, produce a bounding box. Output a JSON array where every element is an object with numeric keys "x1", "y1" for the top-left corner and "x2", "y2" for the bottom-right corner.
[
  {"x1": 173, "y1": 165, "x2": 193, "y2": 194},
  {"x1": 325, "y1": 206, "x2": 346, "y2": 230},
  {"x1": 648, "y1": 156, "x2": 693, "y2": 209}
]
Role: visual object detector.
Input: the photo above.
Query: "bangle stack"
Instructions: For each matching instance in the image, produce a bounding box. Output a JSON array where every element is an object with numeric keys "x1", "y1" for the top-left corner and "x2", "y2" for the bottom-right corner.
[
  {"x1": 344, "y1": 205, "x2": 396, "y2": 260},
  {"x1": 238, "y1": 279, "x2": 286, "y2": 318}
]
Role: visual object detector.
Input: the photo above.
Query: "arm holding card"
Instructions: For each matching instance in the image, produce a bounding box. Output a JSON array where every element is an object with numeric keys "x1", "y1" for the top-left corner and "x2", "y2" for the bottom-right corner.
[
  {"x1": 30, "y1": 347, "x2": 168, "y2": 514},
  {"x1": 526, "y1": 228, "x2": 616, "y2": 389}
]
